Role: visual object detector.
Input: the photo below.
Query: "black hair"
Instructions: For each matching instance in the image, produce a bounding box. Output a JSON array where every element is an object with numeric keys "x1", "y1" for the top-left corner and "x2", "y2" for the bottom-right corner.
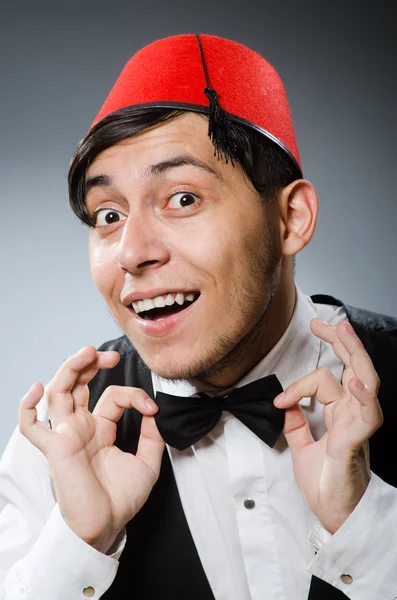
[{"x1": 68, "y1": 106, "x2": 302, "y2": 227}]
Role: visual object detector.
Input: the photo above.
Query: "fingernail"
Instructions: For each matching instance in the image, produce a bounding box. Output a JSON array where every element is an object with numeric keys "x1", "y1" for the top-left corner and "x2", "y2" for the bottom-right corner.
[
  {"x1": 346, "y1": 322, "x2": 355, "y2": 334},
  {"x1": 274, "y1": 392, "x2": 285, "y2": 405},
  {"x1": 145, "y1": 398, "x2": 157, "y2": 410},
  {"x1": 355, "y1": 378, "x2": 368, "y2": 391}
]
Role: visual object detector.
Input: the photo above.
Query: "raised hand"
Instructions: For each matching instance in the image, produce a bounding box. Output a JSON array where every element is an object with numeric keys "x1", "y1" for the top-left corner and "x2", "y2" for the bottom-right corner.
[
  {"x1": 274, "y1": 319, "x2": 383, "y2": 534},
  {"x1": 19, "y1": 346, "x2": 165, "y2": 553}
]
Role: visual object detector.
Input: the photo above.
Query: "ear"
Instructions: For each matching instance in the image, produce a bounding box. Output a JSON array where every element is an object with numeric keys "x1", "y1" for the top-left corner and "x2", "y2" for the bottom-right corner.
[{"x1": 277, "y1": 179, "x2": 318, "y2": 256}]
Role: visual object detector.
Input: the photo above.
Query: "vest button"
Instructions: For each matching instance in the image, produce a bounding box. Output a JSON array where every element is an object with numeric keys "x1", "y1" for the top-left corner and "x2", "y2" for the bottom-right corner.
[
  {"x1": 340, "y1": 574, "x2": 353, "y2": 585},
  {"x1": 244, "y1": 498, "x2": 256, "y2": 509},
  {"x1": 83, "y1": 587, "x2": 95, "y2": 597}
]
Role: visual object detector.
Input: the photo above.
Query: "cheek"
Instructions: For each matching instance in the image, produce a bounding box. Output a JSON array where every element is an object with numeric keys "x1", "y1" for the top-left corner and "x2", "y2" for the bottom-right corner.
[
  {"x1": 179, "y1": 231, "x2": 235, "y2": 290},
  {"x1": 88, "y1": 239, "x2": 119, "y2": 299},
  {"x1": 189, "y1": 214, "x2": 256, "y2": 278}
]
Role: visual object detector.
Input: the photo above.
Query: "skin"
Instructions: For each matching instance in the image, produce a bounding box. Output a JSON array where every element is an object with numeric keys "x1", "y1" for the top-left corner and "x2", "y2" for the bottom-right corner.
[
  {"x1": 19, "y1": 112, "x2": 383, "y2": 552},
  {"x1": 86, "y1": 113, "x2": 298, "y2": 388}
]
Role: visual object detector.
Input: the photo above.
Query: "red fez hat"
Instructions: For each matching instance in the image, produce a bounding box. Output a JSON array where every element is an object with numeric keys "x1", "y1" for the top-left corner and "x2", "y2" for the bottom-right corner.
[{"x1": 92, "y1": 34, "x2": 302, "y2": 174}]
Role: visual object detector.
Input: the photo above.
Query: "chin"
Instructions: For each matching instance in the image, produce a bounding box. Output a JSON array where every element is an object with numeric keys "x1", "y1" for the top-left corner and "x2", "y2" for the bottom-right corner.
[
  {"x1": 135, "y1": 346, "x2": 211, "y2": 382},
  {"x1": 142, "y1": 344, "x2": 232, "y2": 383},
  {"x1": 141, "y1": 355, "x2": 198, "y2": 381}
]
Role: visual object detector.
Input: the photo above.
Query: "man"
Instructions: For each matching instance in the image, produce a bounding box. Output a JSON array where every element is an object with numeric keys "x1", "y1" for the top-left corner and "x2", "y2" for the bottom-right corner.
[{"x1": 0, "y1": 33, "x2": 396, "y2": 600}]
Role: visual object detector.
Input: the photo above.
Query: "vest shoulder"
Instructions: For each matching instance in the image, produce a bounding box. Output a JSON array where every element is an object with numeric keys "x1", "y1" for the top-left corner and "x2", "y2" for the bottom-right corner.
[
  {"x1": 93, "y1": 334, "x2": 150, "y2": 390},
  {"x1": 345, "y1": 304, "x2": 397, "y2": 338},
  {"x1": 311, "y1": 293, "x2": 397, "y2": 339},
  {"x1": 96, "y1": 334, "x2": 138, "y2": 357}
]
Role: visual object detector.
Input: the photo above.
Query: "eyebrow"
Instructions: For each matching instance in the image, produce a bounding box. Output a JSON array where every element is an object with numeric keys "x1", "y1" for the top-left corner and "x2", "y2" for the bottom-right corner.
[
  {"x1": 84, "y1": 154, "x2": 221, "y2": 194},
  {"x1": 85, "y1": 174, "x2": 113, "y2": 194},
  {"x1": 144, "y1": 154, "x2": 220, "y2": 179}
]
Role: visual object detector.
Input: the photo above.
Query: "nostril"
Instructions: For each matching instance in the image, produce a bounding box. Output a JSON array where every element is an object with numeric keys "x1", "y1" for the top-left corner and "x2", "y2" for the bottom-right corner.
[{"x1": 137, "y1": 259, "x2": 161, "y2": 269}]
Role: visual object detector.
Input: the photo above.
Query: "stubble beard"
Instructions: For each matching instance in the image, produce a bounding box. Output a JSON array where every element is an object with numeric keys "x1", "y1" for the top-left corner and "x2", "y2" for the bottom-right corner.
[{"x1": 166, "y1": 218, "x2": 282, "y2": 386}]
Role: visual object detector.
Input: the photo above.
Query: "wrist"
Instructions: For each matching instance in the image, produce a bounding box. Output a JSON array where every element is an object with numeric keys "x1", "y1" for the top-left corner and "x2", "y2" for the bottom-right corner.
[
  {"x1": 318, "y1": 477, "x2": 370, "y2": 533},
  {"x1": 82, "y1": 529, "x2": 120, "y2": 554},
  {"x1": 61, "y1": 514, "x2": 119, "y2": 554},
  {"x1": 316, "y1": 454, "x2": 371, "y2": 533}
]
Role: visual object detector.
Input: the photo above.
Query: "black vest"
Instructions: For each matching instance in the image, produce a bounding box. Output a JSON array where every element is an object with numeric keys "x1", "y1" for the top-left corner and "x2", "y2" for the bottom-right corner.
[{"x1": 88, "y1": 295, "x2": 397, "y2": 600}]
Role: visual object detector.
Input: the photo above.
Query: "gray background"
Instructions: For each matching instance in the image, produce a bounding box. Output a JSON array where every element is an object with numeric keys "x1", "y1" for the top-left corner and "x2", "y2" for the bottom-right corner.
[{"x1": 0, "y1": 0, "x2": 395, "y2": 453}]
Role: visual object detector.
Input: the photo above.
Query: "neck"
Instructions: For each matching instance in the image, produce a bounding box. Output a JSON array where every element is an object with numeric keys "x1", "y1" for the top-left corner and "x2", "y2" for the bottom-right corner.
[{"x1": 193, "y1": 266, "x2": 297, "y2": 390}]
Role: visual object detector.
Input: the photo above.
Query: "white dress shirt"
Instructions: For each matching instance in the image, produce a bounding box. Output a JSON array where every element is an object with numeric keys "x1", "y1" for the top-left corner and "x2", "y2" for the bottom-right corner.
[{"x1": 1, "y1": 287, "x2": 397, "y2": 599}]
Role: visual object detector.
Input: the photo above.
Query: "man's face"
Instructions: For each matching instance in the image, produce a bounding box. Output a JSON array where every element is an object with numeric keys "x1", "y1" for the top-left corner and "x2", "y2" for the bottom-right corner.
[{"x1": 86, "y1": 113, "x2": 282, "y2": 384}]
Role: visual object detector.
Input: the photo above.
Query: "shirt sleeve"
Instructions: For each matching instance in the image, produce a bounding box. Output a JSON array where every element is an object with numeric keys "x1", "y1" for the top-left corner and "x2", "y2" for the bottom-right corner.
[
  {"x1": 306, "y1": 472, "x2": 397, "y2": 600},
  {"x1": 0, "y1": 403, "x2": 124, "y2": 600}
]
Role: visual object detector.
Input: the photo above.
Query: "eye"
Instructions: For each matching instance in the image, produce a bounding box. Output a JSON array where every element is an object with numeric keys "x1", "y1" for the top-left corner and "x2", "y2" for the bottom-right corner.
[
  {"x1": 167, "y1": 192, "x2": 199, "y2": 209},
  {"x1": 94, "y1": 208, "x2": 126, "y2": 227}
]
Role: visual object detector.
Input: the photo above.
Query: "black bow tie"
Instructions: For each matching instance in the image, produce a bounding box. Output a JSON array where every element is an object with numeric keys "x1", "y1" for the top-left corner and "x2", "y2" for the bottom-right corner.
[{"x1": 154, "y1": 375, "x2": 285, "y2": 451}]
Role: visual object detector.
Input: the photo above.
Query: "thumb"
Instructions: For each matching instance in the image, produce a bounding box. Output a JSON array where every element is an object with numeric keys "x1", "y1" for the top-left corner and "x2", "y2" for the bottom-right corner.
[
  {"x1": 283, "y1": 404, "x2": 314, "y2": 454},
  {"x1": 19, "y1": 382, "x2": 54, "y2": 453},
  {"x1": 136, "y1": 415, "x2": 165, "y2": 477}
]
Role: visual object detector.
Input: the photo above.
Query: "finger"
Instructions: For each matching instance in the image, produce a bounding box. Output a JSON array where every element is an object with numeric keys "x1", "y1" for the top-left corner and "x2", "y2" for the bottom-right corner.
[
  {"x1": 310, "y1": 319, "x2": 351, "y2": 366},
  {"x1": 73, "y1": 351, "x2": 121, "y2": 388},
  {"x1": 47, "y1": 346, "x2": 98, "y2": 420},
  {"x1": 19, "y1": 383, "x2": 53, "y2": 452},
  {"x1": 93, "y1": 386, "x2": 158, "y2": 423},
  {"x1": 348, "y1": 377, "x2": 383, "y2": 434},
  {"x1": 72, "y1": 351, "x2": 121, "y2": 409},
  {"x1": 48, "y1": 348, "x2": 120, "y2": 421},
  {"x1": 136, "y1": 415, "x2": 165, "y2": 475},
  {"x1": 51, "y1": 346, "x2": 98, "y2": 393},
  {"x1": 282, "y1": 404, "x2": 315, "y2": 453},
  {"x1": 336, "y1": 322, "x2": 380, "y2": 394},
  {"x1": 274, "y1": 367, "x2": 342, "y2": 409}
]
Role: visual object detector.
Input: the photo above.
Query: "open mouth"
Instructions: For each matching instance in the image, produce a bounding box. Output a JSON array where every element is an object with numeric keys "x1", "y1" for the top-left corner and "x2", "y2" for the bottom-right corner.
[{"x1": 131, "y1": 292, "x2": 200, "y2": 321}]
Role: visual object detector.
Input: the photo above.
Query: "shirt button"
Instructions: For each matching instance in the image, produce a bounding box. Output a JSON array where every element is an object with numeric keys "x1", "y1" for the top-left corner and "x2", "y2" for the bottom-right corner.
[
  {"x1": 340, "y1": 574, "x2": 353, "y2": 585},
  {"x1": 83, "y1": 587, "x2": 95, "y2": 597},
  {"x1": 244, "y1": 498, "x2": 256, "y2": 509}
]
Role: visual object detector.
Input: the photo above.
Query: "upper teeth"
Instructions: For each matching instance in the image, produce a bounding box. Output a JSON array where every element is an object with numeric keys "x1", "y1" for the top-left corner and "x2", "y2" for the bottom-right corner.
[{"x1": 132, "y1": 293, "x2": 195, "y2": 314}]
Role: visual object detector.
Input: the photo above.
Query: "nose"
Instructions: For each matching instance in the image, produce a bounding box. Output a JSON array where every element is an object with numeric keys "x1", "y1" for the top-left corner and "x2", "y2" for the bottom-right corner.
[{"x1": 117, "y1": 214, "x2": 170, "y2": 274}]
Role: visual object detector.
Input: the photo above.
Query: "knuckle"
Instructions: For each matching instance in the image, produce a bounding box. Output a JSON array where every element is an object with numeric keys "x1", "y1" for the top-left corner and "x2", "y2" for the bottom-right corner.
[
  {"x1": 317, "y1": 366, "x2": 332, "y2": 379},
  {"x1": 62, "y1": 353, "x2": 78, "y2": 368},
  {"x1": 131, "y1": 387, "x2": 150, "y2": 401},
  {"x1": 101, "y1": 385, "x2": 145, "y2": 401},
  {"x1": 121, "y1": 387, "x2": 150, "y2": 407},
  {"x1": 101, "y1": 384, "x2": 121, "y2": 399},
  {"x1": 373, "y1": 373, "x2": 381, "y2": 392},
  {"x1": 376, "y1": 413, "x2": 384, "y2": 428}
]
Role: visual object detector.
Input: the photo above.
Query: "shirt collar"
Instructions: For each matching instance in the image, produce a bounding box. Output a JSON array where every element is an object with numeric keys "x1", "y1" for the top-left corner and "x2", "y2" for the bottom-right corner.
[{"x1": 152, "y1": 285, "x2": 321, "y2": 407}]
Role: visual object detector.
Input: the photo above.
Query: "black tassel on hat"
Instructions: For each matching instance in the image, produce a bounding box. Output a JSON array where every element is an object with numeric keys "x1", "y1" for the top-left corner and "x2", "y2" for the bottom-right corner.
[{"x1": 196, "y1": 34, "x2": 240, "y2": 166}]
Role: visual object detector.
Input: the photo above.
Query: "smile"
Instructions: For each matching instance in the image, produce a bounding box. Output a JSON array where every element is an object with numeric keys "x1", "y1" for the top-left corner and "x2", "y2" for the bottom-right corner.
[{"x1": 131, "y1": 292, "x2": 200, "y2": 321}]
